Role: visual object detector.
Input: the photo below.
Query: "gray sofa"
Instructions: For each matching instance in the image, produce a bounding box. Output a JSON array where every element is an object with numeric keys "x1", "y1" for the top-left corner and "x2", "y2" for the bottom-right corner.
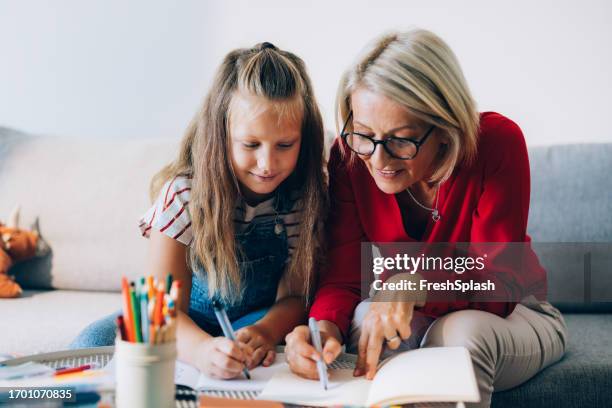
[
  {"x1": 492, "y1": 144, "x2": 612, "y2": 408},
  {"x1": 1, "y1": 128, "x2": 611, "y2": 406}
]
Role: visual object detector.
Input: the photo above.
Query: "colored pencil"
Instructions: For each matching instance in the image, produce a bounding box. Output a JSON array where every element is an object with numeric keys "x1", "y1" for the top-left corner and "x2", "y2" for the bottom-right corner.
[
  {"x1": 54, "y1": 364, "x2": 96, "y2": 377},
  {"x1": 121, "y1": 277, "x2": 135, "y2": 342},
  {"x1": 140, "y1": 290, "x2": 149, "y2": 343},
  {"x1": 116, "y1": 315, "x2": 127, "y2": 341},
  {"x1": 165, "y1": 274, "x2": 173, "y2": 294},
  {"x1": 154, "y1": 282, "x2": 165, "y2": 326},
  {"x1": 130, "y1": 283, "x2": 143, "y2": 343},
  {"x1": 146, "y1": 275, "x2": 155, "y2": 300}
]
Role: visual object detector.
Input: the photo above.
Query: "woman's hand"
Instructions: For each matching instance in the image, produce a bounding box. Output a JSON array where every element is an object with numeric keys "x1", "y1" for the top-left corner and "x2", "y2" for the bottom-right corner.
[
  {"x1": 354, "y1": 300, "x2": 416, "y2": 379},
  {"x1": 236, "y1": 324, "x2": 276, "y2": 369},
  {"x1": 195, "y1": 337, "x2": 253, "y2": 379},
  {"x1": 284, "y1": 321, "x2": 343, "y2": 380},
  {"x1": 355, "y1": 272, "x2": 426, "y2": 380}
]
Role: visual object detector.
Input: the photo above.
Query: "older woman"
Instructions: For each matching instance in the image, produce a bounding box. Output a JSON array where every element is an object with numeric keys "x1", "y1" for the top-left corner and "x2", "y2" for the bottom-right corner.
[{"x1": 285, "y1": 29, "x2": 567, "y2": 407}]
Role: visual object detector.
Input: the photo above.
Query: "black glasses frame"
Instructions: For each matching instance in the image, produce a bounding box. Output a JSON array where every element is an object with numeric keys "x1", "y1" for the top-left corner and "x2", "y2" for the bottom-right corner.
[{"x1": 340, "y1": 111, "x2": 436, "y2": 160}]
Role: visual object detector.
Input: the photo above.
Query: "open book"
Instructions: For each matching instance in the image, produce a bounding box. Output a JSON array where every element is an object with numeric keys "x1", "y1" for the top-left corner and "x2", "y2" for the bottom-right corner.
[{"x1": 258, "y1": 347, "x2": 479, "y2": 406}]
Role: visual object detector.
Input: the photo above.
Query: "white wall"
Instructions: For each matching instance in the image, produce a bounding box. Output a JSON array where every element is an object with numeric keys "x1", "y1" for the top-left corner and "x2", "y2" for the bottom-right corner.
[{"x1": 1, "y1": 0, "x2": 611, "y2": 145}]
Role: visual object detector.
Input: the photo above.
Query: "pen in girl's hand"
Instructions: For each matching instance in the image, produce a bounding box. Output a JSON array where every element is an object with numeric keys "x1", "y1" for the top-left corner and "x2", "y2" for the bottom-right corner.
[{"x1": 212, "y1": 300, "x2": 251, "y2": 380}]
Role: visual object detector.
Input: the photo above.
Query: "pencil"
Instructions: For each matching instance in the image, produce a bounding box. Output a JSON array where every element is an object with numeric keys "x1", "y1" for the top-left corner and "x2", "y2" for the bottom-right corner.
[
  {"x1": 154, "y1": 282, "x2": 165, "y2": 326},
  {"x1": 116, "y1": 315, "x2": 127, "y2": 341},
  {"x1": 170, "y1": 280, "x2": 181, "y2": 311},
  {"x1": 146, "y1": 275, "x2": 155, "y2": 300},
  {"x1": 130, "y1": 283, "x2": 143, "y2": 343},
  {"x1": 140, "y1": 289, "x2": 149, "y2": 343},
  {"x1": 165, "y1": 274, "x2": 173, "y2": 295},
  {"x1": 121, "y1": 277, "x2": 134, "y2": 342}
]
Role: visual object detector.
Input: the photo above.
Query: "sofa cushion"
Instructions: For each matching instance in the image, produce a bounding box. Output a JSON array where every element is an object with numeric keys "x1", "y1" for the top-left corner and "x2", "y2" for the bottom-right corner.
[
  {"x1": 492, "y1": 313, "x2": 612, "y2": 408},
  {"x1": 0, "y1": 127, "x2": 178, "y2": 291},
  {"x1": 0, "y1": 289, "x2": 121, "y2": 359}
]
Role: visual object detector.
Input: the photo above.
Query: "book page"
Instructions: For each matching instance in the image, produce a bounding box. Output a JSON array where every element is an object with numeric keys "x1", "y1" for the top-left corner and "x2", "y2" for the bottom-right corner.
[
  {"x1": 258, "y1": 367, "x2": 371, "y2": 406},
  {"x1": 367, "y1": 347, "x2": 480, "y2": 405}
]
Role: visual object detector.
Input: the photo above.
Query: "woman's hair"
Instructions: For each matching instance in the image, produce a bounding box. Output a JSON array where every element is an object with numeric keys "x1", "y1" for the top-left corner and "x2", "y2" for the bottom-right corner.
[
  {"x1": 150, "y1": 42, "x2": 327, "y2": 302},
  {"x1": 336, "y1": 29, "x2": 480, "y2": 183}
]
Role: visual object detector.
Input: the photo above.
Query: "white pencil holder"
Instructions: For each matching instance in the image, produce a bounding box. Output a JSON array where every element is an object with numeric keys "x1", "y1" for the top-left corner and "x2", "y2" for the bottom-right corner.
[{"x1": 115, "y1": 339, "x2": 177, "y2": 408}]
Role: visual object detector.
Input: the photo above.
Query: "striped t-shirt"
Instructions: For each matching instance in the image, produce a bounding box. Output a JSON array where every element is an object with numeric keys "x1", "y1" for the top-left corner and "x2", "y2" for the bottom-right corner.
[{"x1": 138, "y1": 176, "x2": 302, "y2": 258}]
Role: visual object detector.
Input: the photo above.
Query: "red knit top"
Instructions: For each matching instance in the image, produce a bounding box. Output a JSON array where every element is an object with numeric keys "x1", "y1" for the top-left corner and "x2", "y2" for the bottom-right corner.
[{"x1": 309, "y1": 112, "x2": 546, "y2": 338}]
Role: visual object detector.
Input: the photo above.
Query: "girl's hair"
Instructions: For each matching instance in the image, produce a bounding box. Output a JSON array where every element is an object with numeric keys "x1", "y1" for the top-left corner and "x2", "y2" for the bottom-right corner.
[
  {"x1": 336, "y1": 29, "x2": 480, "y2": 183},
  {"x1": 150, "y1": 42, "x2": 327, "y2": 302}
]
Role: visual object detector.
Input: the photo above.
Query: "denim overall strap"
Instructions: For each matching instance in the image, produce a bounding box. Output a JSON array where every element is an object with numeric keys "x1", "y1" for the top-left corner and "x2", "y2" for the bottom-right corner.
[{"x1": 188, "y1": 192, "x2": 294, "y2": 335}]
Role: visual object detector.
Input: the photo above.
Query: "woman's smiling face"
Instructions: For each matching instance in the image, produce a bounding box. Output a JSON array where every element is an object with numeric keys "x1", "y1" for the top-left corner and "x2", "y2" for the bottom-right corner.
[{"x1": 350, "y1": 87, "x2": 444, "y2": 194}]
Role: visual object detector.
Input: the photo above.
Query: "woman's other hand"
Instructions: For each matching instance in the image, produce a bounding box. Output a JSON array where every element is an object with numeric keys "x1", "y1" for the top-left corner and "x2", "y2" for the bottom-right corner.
[{"x1": 284, "y1": 321, "x2": 342, "y2": 380}]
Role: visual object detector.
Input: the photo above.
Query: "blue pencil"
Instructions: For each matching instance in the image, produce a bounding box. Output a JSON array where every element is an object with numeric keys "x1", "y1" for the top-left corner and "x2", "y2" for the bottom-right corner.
[{"x1": 140, "y1": 281, "x2": 149, "y2": 343}]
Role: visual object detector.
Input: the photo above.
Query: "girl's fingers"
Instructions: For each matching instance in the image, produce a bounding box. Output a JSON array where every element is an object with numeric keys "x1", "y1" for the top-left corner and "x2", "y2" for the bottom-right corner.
[
  {"x1": 235, "y1": 329, "x2": 251, "y2": 344},
  {"x1": 215, "y1": 338, "x2": 252, "y2": 364},
  {"x1": 262, "y1": 349, "x2": 276, "y2": 366},
  {"x1": 211, "y1": 350, "x2": 244, "y2": 374},
  {"x1": 246, "y1": 334, "x2": 264, "y2": 350},
  {"x1": 251, "y1": 346, "x2": 268, "y2": 368},
  {"x1": 210, "y1": 360, "x2": 241, "y2": 379}
]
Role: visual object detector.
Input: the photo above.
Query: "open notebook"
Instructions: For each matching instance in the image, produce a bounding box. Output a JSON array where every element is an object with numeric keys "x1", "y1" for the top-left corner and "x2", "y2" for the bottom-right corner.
[
  {"x1": 174, "y1": 357, "x2": 284, "y2": 393},
  {"x1": 174, "y1": 353, "x2": 355, "y2": 399},
  {"x1": 258, "y1": 347, "x2": 479, "y2": 406}
]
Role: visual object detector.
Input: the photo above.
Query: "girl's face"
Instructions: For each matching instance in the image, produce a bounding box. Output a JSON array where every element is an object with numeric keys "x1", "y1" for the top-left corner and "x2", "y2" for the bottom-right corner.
[
  {"x1": 229, "y1": 93, "x2": 303, "y2": 204},
  {"x1": 350, "y1": 87, "x2": 444, "y2": 194}
]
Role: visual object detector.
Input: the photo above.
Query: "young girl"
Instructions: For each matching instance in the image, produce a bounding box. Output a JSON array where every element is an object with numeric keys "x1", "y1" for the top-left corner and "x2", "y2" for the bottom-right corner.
[{"x1": 70, "y1": 42, "x2": 327, "y2": 379}]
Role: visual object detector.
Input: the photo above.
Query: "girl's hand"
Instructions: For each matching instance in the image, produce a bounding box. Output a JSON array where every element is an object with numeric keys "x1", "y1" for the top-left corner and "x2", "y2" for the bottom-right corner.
[
  {"x1": 236, "y1": 324, "x2": 276, "y2": 369},
  {"x1": 196, "y1": 337, "x2": 253, "y2": 379},
  {"x1": 284, "y1": 323, "x2": 343, "y2": 380}
]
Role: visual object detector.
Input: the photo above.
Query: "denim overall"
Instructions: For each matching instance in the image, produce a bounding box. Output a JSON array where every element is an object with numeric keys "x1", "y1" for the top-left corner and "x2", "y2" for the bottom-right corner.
[
  {"x1": 68, "y1": 191, "x2": 293, "y2": 349},
  {"x1": 187, "y1": 191, "x2": 293, "y2": 336}
]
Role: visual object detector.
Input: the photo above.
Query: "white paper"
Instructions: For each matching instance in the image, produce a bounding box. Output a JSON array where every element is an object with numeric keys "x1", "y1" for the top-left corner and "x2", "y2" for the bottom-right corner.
[
  {"x1": 258, "y1": 368, "x2": 372, "y2": 406},
  {"x1": 175, "y1": 354, "x2": 287, "y2": 392}
]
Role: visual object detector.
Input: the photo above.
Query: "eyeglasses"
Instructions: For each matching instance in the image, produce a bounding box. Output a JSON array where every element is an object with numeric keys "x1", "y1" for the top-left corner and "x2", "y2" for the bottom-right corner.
[{"x1": 340, "y1": 111, "x2": 436, "y2": 160}]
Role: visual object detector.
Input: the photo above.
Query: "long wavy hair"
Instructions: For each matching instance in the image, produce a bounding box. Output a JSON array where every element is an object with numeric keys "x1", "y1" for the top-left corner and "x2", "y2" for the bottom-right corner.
[{"x1": 150, "y1": 42, "x2": 327, "y2": 302}]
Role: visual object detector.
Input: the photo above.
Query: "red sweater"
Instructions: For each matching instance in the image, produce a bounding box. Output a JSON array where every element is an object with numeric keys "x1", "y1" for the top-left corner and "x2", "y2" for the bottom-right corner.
[{"x1": 309, "y1": 112, "x2": 546, "y2": 339}]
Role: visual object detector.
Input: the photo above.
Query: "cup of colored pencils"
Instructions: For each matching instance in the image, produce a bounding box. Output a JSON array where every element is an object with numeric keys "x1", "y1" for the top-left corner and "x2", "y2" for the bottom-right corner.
[{"x1": 115, "y1": 274, "x2": 180, "y2": 408}]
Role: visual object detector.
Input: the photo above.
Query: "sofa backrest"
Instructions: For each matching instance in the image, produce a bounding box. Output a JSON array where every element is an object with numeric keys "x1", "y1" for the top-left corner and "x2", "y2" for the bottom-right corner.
[
  {"x1": 0, "y1": 127, "x2": 178, "y2": 291},
  {"x1": 527, "y1": 144, "x2": 612, "y2": 242},
  {"x1": 2, "y1": 127, "x2": 611, "y2": 305},
  {"x1": 527, "y1": 144, "x2": 612, "y2": 312}
]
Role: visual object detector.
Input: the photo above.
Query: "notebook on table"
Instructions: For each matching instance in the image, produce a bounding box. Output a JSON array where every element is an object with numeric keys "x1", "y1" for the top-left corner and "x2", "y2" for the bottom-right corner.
[
  {"x1": 174, "y1": 352, "x2": 355, "y2": 399},
  {"x1": 258, "y1": 347, "x2": 479, "y2": 406}
]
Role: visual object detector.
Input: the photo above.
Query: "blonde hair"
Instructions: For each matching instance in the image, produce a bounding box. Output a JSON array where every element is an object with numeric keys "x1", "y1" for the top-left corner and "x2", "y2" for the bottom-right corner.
[
  {"x1": 336, "y1": 29, "x2": 480, "y2": 183},
  {"x1": 150, "y1": 42, "x2": 327, "y2": 302}
]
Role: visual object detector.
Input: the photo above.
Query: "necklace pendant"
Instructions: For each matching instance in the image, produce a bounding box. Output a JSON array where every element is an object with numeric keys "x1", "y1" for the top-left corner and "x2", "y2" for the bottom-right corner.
[
  {"x1": 274, "y1": 223, "x2": 284, "y2": 235},
  {"x1": 432, "y1": 209, "x2": 441, "y2": 222}
]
